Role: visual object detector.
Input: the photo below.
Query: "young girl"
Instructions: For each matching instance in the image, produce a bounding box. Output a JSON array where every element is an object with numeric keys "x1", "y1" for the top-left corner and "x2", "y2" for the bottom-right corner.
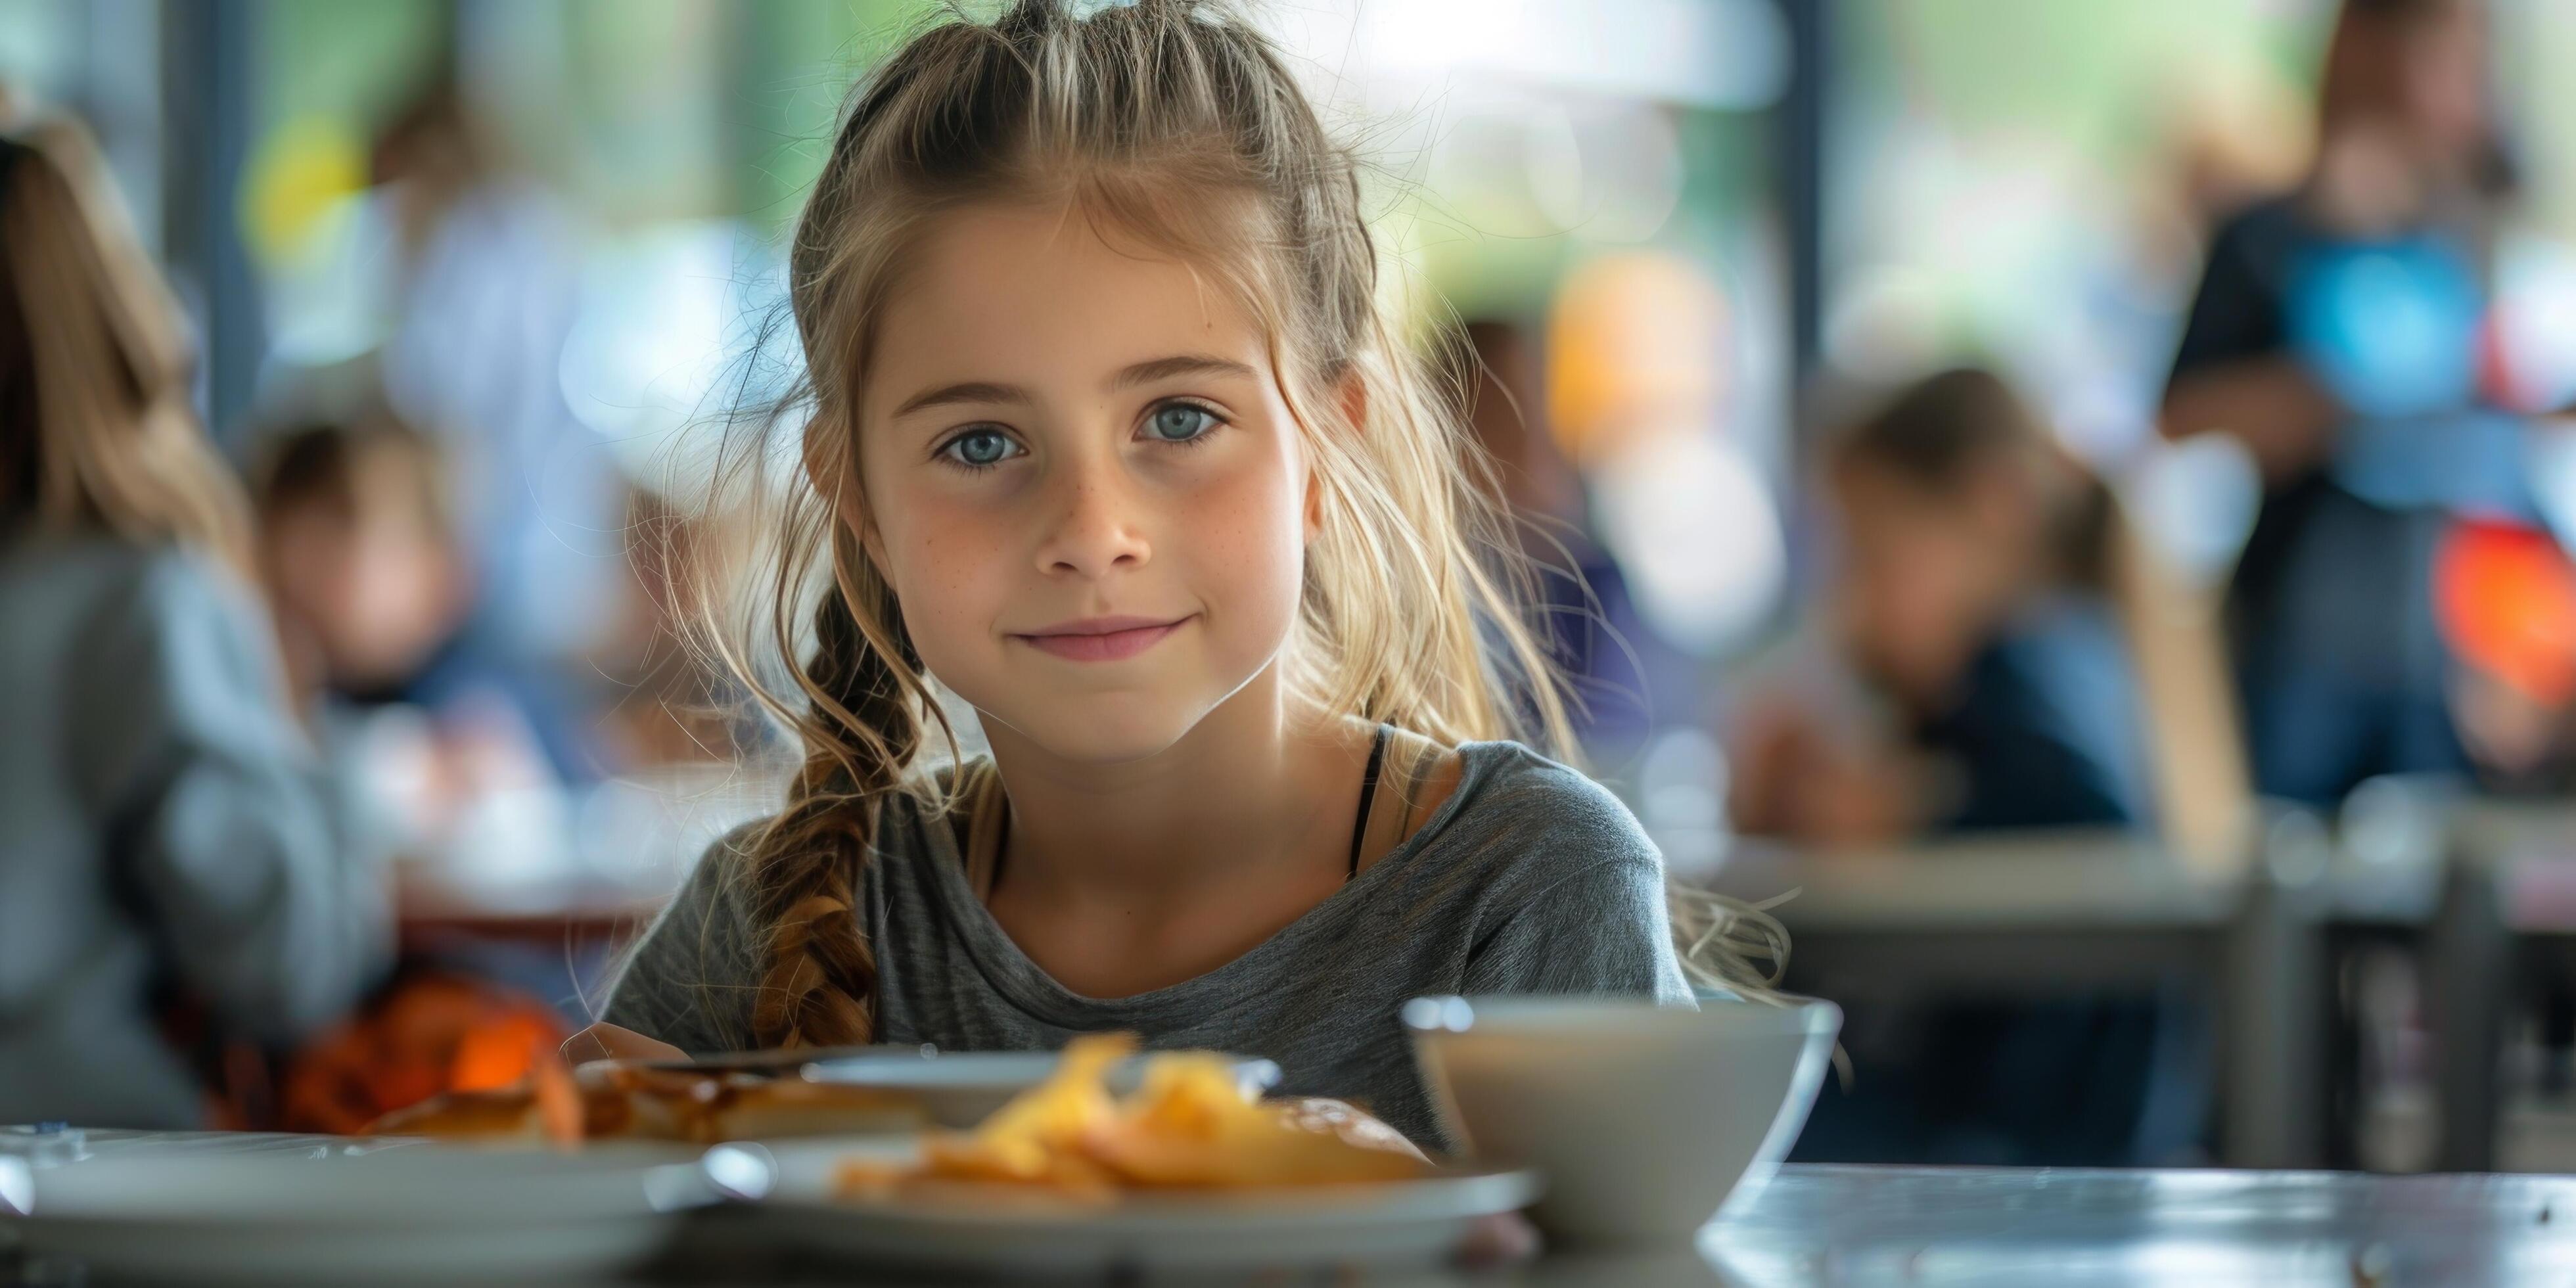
[
  {"x1": 0, "y1": 116, "x2": 388, "y2": 1127},
  {"x1": 582, "y1": 0, "x2": 1747, "y2": 1148}
]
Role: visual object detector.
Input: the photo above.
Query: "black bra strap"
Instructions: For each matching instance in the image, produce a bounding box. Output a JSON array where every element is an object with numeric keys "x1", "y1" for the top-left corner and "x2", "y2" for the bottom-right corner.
[
  {"x1": 1348, "y1": 722, "x2": 1392, "y2": 879},
  {"x1": 984, "y1": 722, "x2": 1396, "y2": 900}
]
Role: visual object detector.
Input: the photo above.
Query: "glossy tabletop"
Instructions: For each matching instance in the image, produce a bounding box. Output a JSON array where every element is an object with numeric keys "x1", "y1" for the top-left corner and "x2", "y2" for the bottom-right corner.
[{"x1": 11, "y1": 1132, "x2": 2574, "y2": 1285}]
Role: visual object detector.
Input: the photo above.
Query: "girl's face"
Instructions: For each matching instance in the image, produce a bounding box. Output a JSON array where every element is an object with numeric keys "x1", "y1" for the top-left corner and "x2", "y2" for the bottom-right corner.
[{"x1": 848, "y1": 203, "x2": 1318, "y2": 764}]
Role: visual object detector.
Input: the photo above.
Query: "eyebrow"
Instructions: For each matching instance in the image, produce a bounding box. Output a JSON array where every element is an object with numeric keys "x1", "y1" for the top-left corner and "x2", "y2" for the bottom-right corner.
[
  {"x1": 1111, "y1": 354, "x2": 1256, "y2": 390},
  {"x1": 888, "y1": 354, "x2": 1258, "y2": 420}
]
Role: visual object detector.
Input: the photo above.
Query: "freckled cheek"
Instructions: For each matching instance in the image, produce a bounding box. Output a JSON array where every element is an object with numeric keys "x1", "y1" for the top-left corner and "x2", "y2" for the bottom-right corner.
[
  {"x1": 1173, "y1": 455, "x2": 1306, "y2": 626},
  {"x1": 884, "y1": 495, "x2": 1022, "y2": 653}
]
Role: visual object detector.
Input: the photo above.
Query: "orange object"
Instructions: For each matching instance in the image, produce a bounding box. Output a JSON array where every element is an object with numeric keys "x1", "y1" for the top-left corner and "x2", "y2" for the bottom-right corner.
[
  {"x1": 2435, "y1": 518, "x2": 2576, "y2": 705},
  {"x1": 277, "y1": 970, "x2": 570, "y2": 1136},
  {"x1": 1544, "y1": 252, "x2": 1731, "y2": 467},
  {"x1": 450, "y1": 1011, "x2": 557, "y2": 1093}
]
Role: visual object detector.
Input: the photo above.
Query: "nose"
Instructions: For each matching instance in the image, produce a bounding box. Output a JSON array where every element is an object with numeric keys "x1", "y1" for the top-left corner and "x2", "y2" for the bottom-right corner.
[{"x1": 1033, "y1": 453, "x2": 1152, "y2": 580}]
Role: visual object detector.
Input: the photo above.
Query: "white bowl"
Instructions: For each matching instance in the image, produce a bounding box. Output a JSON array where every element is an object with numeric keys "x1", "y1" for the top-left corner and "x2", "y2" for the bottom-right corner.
[
  {"x1": 1405, "y1": 994, "x2": 1840, "y2": 1245},
  {"x1": 800, "y1": 1049, "x2": 1281, "y2": 1129}
]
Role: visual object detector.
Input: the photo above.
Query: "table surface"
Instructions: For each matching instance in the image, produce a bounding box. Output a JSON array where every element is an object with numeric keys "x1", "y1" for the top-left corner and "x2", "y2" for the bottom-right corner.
[
  {"x1": 1689, "y1": 1164, "x2": 2576, "y2": 1287},
  {"x1": 14, "y1": 1132, "x2": 2576, "y2": 1286},
  {"x1": 1703, "y1": 830, "x2": 2248, "y2": 933},
  {"x1": 1699, "y1": 798, "x2": 2576, "y2": 936}
]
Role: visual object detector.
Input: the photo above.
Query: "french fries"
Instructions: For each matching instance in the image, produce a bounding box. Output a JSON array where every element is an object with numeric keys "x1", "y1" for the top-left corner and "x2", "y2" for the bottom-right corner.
[
  {"x1": 367, "y1": 1063, "x2": 925, "y2": 1145},
  {"x1": 835, "y1": 1036, "x2": 1425, "y2": 1202}
]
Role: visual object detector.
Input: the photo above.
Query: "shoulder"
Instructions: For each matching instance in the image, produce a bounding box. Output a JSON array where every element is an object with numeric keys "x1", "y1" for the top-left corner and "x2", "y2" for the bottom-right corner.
[
  {"x1": 664, "y1": 780, "x2": 950, "y2": 926},
  {"x1": 603, "y1": 820, "x2": 771, "y2": 1049},
  {"x1": 1427, "y1": 742, "x2": 1663, "y2": 892},
  {"x1": 1430, "y1": 744, "x2": 1693, "y2": 1001},
  {"x1": 655, "y1": 820, "x2": 770, "y2": 940},
  {"x1": 2207, "y1": 195, "x2": 2307, "y2": 262},
  {"x1": 1448, "y1": 743, "x2": 1654, "y2": 846},
  {"x1": 3, "y1": 536, "x2": 236, "y2": 636},
  {"x1": 72, "y1": 541, "x2": 267, "y2": 673},
  {"x1": 48, "y1": 541, "x2": 287, "y2": 773}
]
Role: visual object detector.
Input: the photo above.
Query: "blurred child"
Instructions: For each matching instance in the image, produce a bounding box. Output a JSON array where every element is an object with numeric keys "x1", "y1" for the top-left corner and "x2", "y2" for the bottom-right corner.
[
  {"x1": 1437, "y1": 319, "x2": 1690, "y2": 760},
  {"x1": 0, "y1": 116, "x2": 388, "y2": 1128},
  {"x1": 250, "y1": 415, "x2": 471, "y2": 710},
  {"x1": 250, "y1": 413, "x2": 581, "y2": 908},
  {"x1": 1736, "y1": 369, "x2": 2149, "y2": 841},
  {"x1": 246, "y1": 417, "x2": 606, "y2": 1135},
  {"x1": 1741, "y1": 369, "x2": 2207, "y2": 1166}
]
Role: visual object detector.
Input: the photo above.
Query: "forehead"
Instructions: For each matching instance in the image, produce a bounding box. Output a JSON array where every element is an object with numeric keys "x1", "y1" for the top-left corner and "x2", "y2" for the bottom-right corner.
[
  {"x1": 1831, "y1": 454, "x2": 1956, "y2": 517},
  {"x1": 865, "y1": 201, "x2": 1274, "y2": 405}
]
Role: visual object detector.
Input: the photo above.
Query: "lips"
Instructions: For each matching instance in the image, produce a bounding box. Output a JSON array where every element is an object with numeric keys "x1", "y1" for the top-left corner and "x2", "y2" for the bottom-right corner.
[{"x1": 1011, "y1": 614, "x2": 1192, "y2": 662}]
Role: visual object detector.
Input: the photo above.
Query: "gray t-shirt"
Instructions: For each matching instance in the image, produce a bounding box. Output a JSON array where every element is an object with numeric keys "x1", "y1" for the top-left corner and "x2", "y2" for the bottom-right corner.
[{"x1": 601, "y1": 741, "x2": 1693, "y2": 1147}]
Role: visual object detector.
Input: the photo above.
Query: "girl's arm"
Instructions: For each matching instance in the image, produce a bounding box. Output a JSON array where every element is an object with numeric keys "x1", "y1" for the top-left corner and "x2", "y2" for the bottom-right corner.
[{"x1": 72, "y1": 551, "x2": 392, "y2": 1040}]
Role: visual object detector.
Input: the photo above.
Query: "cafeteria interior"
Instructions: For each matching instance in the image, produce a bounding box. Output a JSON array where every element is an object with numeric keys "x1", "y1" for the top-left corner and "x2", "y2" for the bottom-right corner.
[{"x1": 6, "y1": 0, "x2": 2576, "y2": 1282}]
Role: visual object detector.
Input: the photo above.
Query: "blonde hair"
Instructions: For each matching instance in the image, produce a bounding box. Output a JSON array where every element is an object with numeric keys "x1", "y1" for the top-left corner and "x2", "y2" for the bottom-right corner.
[
  {"x1": 0, "y1": 114, "x2": 252, "y2": 576},
  {"x1": 700, "y1": 0, "x2": 1773, "y2": 1047}
]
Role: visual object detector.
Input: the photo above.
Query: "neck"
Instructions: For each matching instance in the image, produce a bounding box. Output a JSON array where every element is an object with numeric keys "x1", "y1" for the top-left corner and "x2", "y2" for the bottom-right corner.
[{"x1": 977, "y1": 662, "x2": 1350, "y2": 906}]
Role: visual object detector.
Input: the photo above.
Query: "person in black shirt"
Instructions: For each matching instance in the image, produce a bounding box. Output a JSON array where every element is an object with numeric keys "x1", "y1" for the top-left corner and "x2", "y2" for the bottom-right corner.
[{"x1": 2163, "y1": 0, "x2": 2516, "y2": 804}]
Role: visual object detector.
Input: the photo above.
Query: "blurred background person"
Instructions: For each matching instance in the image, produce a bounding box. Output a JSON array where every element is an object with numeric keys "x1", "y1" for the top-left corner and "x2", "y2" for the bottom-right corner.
[
  {"x1": 246, "y1": 411, "x2": 563, "y2": 867},
  {"x1": 1440, "y1": 317, "x2": 1691, "y2": 760},
  {"x1": 2162, "y1": 0, "x2": 2547, "y2": 806},
  {"x1": 1739, "y1": 369, "x2": 2225, "y2": 1165},
  {"x1": 359, "y1": 78, "x2": 627, "y2": 785},
  {"x1": 0, "y1": 113, "x2": 389, "y2": 1128},
  {"x1": 1736, "y1": 370, "x2": 2150, "y2": 843},
  {"x1": 251, "y1": 414, "x2": 469, "y2": 717},
  {"x1": 242, "y1": 414, "x2": 623, "y2": 1136}
]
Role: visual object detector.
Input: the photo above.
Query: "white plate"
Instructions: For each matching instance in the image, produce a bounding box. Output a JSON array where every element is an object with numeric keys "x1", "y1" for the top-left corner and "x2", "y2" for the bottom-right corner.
[
  {"x1": 754, "y1": 1138, "x2": 1538, "y2": 1276},
  {"x1": 0, "y1": 1138, "x2": 750, "y2": 1284}
]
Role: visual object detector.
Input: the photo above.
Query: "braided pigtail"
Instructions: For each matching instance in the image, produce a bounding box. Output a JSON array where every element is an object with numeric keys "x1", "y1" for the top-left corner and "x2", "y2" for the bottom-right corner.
[{"x1": 744, "y1": 526, "x2": 930, "y2": 1048}]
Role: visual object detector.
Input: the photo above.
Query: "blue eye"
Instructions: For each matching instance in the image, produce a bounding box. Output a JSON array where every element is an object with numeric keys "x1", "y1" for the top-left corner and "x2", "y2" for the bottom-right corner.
[
  {"x1": 1145, "y1": 403, "x2": 1220, "y2": 444},
  {"x1": 941, "y1": 428, "x2": 1020, "y2": 469}
]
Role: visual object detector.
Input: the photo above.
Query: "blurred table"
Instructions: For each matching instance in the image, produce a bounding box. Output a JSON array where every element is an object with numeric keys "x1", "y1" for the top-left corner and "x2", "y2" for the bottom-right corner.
[
  {"x1": 2427, "y1": 800, "x2": 2576, "y2": 1173},
  {"x1": 396, "y1": 865, "x2": 676, "y2": 946},
  {"x1": 393, "y1": 763, "x2": 779, "y2": 946},
  {"x1": 17, "y1": 1136, "x2": 2576, "y2": 1285},
  {"x1": 1699, "y1": 798, "x2": 2576, "y2": 1175},
  {"x1": 1682, "y1": 1163, "x2": 2576, "y2": 1287},
  {"x1": 1701, "y1": 829, "x2": 2336, "y2": 1168}
]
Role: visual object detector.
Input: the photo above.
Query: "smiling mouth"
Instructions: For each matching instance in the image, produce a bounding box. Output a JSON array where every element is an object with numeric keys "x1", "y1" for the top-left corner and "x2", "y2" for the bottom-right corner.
[{"x1": 1011, "y1": 615, "x2": 1193, "y2": 662}]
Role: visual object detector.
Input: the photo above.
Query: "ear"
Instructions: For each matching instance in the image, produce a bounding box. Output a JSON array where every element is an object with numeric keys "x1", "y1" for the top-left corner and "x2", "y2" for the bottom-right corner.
[{"x1": 802, "y1": 415, "x2": 890, "y2": 573}]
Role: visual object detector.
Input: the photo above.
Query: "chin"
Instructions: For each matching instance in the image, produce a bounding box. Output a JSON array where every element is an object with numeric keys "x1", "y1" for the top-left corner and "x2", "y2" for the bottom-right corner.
[{"x1": 965, "y1": 683, "x2": 1214, "y2": 766}]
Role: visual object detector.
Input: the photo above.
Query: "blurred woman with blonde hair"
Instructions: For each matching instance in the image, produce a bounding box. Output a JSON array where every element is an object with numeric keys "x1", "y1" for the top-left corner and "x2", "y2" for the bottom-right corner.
[{"x1": 0, "y1": 112, "x2": 389, "y2": 1128}]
